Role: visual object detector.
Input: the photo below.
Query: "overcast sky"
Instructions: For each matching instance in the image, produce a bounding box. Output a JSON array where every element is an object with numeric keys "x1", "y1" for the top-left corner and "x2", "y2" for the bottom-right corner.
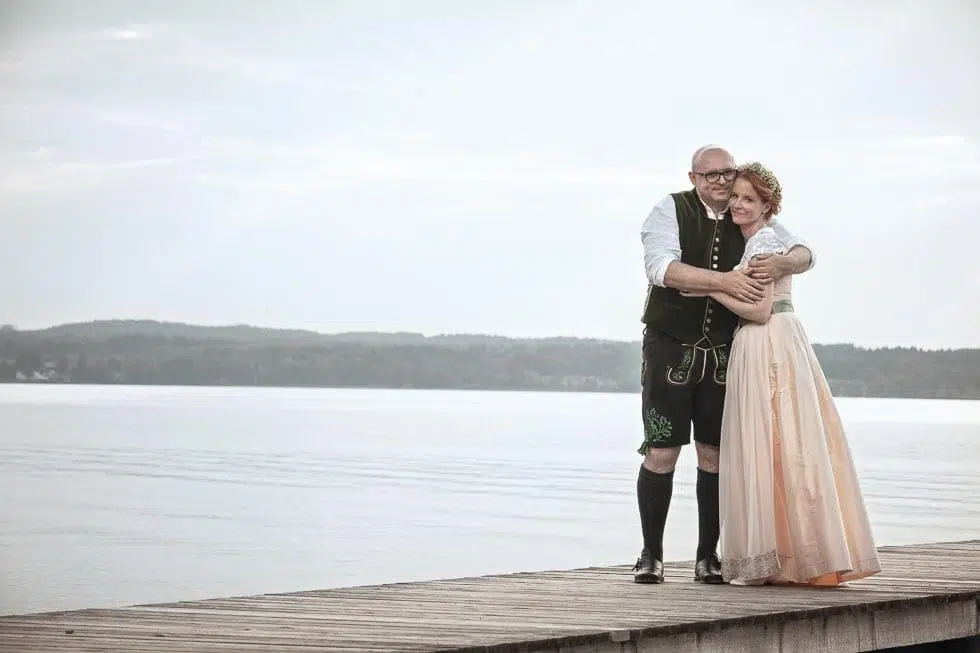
[{"x1": 1, "y1": 0, "x2": 978, "y2": 349}]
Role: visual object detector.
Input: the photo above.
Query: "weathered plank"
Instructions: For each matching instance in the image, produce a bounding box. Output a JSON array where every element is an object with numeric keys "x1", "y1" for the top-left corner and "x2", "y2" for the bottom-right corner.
[{"x1": 1, "y1": 540, "x2": 977, "y2": 653}]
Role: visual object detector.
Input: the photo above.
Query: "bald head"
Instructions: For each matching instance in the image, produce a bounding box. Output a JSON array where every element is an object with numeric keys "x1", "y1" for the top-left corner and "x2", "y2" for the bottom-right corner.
[{"x1": 691, "y1": 144, "x2": 734, "y2": 172}]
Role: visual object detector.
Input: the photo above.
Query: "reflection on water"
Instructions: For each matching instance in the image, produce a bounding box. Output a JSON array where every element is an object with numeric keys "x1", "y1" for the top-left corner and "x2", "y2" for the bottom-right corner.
[{"x1": 1, "y1": 385, "x2": 977, "y2": 615}]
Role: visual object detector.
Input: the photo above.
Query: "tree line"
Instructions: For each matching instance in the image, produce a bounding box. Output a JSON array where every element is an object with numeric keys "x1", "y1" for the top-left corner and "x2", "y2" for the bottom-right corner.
[{"x1": 0, "y1": 320, "x2": 977, "y2": 399}]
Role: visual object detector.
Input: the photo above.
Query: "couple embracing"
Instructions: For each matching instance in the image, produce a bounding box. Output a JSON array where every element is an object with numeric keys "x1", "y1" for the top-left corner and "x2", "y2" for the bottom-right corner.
[{"x1": 633, "y1": 145, "x2": 882, "y2": 587}]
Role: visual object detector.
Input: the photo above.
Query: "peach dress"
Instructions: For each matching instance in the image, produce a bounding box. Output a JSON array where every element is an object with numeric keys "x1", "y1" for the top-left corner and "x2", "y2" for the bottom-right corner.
[{"x1": 718, "y1": 227, "x2": 882, "y2": 586}]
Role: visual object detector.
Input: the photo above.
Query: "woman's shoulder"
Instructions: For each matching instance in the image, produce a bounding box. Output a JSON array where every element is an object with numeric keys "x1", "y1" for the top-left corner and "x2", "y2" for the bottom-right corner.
[
  {"x1": 748, "y1": 225, "x2": 780, "y2": 242},
  {"x1": 745, "y1": 226, "x2": 786, "y2": 255}
]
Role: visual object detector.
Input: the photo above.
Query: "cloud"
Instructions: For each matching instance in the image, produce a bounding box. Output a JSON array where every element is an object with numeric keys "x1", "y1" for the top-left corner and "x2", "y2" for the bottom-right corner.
[
  {"x1": 4, "y1": 22, "x2": 316, "y2": 91},
  {"x1": 757, "y1": 132, "x2": 980, "y2": 192},
  {"x1": 869, "y1": 135, "x2": 980, "y2": 181},
  {"x1": 26, "y1": 146, "x2": 55, "y2": 160},
  {"x1": 348, "y1": 161, "x2": 675, "y2": 187},
  {"x1": 908, "y1": 189, "x2": 980, "y2": 208},
  {"x1": 881, "y1": 135, "x2": 970, "y2": 149},
  {"x1": 0, "y1": 151, "x2": 200, "y2": 194},
  {"x1": 162, "y1": 33, "x2": 320, "y2": 89},
  {"x1": 195, "y1": 137, "x2": 678, "y2": 191},
  {"x1": 198, "y1": 165, "x2": 674, "y2": 191},
  {"x1": 1, "y1": 130, "x2": 672, "y2": 201},
  {"x1": 0, "y1": 57, "x2": 29, "y2": 78},
  {"x1": 100, "y1": 24, "x2": 156, "y2": 41},
  {"x1": 90, "y1": 107, "x2": 184, "y2": 132}
]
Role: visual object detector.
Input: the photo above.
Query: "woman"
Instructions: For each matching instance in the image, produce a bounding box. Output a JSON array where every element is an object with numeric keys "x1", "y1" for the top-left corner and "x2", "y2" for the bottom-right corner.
[{"x1": 692, "y1": 162, "x2": 881, "y2": 586}]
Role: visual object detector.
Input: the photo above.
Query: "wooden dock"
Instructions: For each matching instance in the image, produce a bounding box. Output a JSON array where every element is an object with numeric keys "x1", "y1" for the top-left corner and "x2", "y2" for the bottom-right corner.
[{"x1": 1, "y1": 540, "x2": 978, "y2": 653}]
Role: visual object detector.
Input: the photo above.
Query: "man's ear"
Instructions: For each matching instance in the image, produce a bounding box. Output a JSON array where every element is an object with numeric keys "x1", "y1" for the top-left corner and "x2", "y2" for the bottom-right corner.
[{"x1": 687, "y1": 171, "x2": 697, "y2": 186}]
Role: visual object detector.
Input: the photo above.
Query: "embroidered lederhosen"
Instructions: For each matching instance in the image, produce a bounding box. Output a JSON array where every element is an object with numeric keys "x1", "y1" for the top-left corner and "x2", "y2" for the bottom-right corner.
[{"x1": 638, "y1": 330, "x2": 730, "y2": 453}]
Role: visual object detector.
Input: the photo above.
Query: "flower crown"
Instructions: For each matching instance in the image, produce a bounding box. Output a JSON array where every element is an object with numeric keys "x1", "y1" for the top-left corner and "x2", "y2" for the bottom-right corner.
[{"x1": 737, "y1": 161, "x2": 782, "y2": 213}]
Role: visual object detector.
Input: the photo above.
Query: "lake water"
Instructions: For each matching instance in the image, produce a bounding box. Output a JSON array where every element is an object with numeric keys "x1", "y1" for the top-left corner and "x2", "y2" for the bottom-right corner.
[{"x1": 0, "y1": 384, "x2": 977, "y2": 616}]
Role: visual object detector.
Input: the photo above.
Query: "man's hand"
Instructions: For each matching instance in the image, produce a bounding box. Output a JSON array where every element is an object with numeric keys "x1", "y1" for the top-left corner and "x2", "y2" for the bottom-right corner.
[
  {"x1": 746, "y1": 253, "x2": 795, "y2": 283},
  {"x1": 721, "y1": 269, "x2": 769, "y2": 303}
]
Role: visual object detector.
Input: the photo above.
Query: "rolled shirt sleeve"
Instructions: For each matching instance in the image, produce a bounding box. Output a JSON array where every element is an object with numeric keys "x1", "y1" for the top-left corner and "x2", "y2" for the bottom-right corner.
[{"x1": 641, "y1": 195, "x2": 681, "y2": 287}]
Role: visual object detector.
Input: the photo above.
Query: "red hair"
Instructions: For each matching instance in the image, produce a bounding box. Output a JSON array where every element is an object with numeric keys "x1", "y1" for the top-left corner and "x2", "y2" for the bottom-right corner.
[{"x1": 735, "y1": 164, "x2": 782, "y2": 218}]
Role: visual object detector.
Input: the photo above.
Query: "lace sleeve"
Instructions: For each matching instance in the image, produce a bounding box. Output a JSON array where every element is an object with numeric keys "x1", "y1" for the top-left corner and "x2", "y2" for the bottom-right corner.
[{"x1": 735, "y1": 227, "x2": 786, "y2": 270}]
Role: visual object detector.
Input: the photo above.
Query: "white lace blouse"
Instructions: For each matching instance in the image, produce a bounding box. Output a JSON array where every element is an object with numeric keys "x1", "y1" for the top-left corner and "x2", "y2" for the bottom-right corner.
[{"x1": 734, "y1": 227, "x2": 787, "y2": 271}]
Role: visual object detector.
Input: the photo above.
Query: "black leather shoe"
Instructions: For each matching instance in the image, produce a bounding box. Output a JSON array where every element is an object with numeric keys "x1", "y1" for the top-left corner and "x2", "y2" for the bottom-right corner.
[
  {"x1": 632, "y1": 548, "x2": 665, "y2": 584},
  {"x1": 694, "y1": 553, "x2": 725, "y2": 584}
]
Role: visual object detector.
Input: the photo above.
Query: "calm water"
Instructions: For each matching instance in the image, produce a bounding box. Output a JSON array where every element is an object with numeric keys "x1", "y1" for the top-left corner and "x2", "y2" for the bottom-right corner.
[{"x1": 1, "y1": 384, "x2": 978, "y2": 615}]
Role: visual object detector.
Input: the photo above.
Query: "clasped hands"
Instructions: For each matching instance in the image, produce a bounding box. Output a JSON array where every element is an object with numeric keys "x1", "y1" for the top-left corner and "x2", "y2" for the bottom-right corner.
[{"x1": 679, "y1": 253, "x2": 790, "y2": 303}]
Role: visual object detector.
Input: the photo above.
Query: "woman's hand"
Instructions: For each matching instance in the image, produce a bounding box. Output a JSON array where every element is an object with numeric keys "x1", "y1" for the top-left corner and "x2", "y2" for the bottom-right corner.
[{"x1": 720, "y1": 269, "x2": 769, "y2": 302}]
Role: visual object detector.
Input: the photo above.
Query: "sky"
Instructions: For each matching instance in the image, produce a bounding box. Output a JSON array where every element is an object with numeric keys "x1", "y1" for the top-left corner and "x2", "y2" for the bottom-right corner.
[{"x1": 1, "y1": 0, "x2": 978, "y2": 349}]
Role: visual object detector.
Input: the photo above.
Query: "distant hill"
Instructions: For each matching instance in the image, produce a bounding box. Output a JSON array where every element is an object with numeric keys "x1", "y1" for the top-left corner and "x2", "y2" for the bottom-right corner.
[
  {"x1": 1, "y1": 320, "x2": 977, "y2": 399},
  {"x1": 23, "y1": 320, "x2": 521, "y2": 345},
  {"x1": 27, "y1": 320, "x2": 420, "y2": 344}
]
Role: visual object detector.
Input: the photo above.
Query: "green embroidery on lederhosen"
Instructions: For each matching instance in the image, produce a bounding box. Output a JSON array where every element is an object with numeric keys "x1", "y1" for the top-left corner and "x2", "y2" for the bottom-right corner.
[
  {"x1": 667, "y1": 346, "x2": 695, "y2": 385},
  {"x1": 638, "y1": 406, "x2": 674, "y2": 453},
  {"x1": 713, "y1": 344, "x2": 729, "y2": 385}
]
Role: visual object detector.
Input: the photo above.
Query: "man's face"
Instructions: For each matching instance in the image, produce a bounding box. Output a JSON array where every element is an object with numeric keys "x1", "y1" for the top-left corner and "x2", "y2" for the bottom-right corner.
[{"x1": 688, "y1": 151, "x2": 737, "y2": 206}]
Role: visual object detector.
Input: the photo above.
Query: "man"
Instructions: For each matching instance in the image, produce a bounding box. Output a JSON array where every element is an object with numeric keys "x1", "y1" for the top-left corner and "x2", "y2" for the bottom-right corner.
[{"x1": 633, "y1": 145, "x2": 815, "y2": 584}]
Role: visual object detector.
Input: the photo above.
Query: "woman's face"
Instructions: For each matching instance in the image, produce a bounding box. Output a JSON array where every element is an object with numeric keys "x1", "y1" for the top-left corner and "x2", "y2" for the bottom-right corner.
[{"x1": 729, "y1": 178, "x2": 769, "y2": 226}]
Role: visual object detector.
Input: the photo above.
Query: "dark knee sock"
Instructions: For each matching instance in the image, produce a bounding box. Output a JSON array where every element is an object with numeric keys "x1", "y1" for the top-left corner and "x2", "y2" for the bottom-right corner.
[
  {"x1": 696, "y1": 467, "x2": 720, "y2": 561},
  {"x1": 637, "y1": 465, "x2": 674, "y2": 561}
]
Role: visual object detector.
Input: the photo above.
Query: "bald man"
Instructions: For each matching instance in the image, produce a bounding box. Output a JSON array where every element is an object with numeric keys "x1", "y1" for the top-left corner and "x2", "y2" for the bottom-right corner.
[{"x1": 633, "y1": 145, "x2": 816, "y2": 584}]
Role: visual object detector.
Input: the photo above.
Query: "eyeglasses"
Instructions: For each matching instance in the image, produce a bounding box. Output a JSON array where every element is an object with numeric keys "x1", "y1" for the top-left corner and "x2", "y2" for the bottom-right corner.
[{"x1": 694, "y1": 169, "x2": 737, "y2": 183}]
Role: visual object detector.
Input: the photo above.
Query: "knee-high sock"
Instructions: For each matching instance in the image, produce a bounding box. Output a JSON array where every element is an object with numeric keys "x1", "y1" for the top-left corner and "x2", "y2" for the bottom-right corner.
[
  {"x1": 696, "y1": 467, "x2": 720, "y2": 561},
  {"x1": 637, "y1": 464, "x2": 674, "y2": 561}
]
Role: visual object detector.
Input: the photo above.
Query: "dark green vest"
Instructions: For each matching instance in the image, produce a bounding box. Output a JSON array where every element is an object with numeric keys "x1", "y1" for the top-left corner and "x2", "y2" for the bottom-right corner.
[{"x1": 641, "y1": 189, "x2": 745, "y2": 346}]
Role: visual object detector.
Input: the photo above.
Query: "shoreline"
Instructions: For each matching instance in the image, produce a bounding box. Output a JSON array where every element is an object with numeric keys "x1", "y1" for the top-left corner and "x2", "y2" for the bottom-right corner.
[{"x1": 1, "y1": 379, "x2": 978, "y2": 401}]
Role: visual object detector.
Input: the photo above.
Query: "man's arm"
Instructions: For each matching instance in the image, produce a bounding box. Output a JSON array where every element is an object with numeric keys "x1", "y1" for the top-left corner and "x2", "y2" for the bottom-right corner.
[
  {"x1": 750, "y1": 219, "x2": 815, "y2": 280},
  {"x1": 641, "y1": 195, "x2": 683, "y2": 287},
  {"x1": 641, "y1": 196, "x2": 768, "y2": 302},
  {"x1": 783, "y1": 246, "x2": 812, "y2": 273},
  {"x1": 707, "y1": 281, "x2": 774, "y2": 323},
  {"x1": 664, "y1": 261, "x2": 733, "y2": 294},
  {"x1": 748, "y1": 246, "x2": 811, "y2": 277}
]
